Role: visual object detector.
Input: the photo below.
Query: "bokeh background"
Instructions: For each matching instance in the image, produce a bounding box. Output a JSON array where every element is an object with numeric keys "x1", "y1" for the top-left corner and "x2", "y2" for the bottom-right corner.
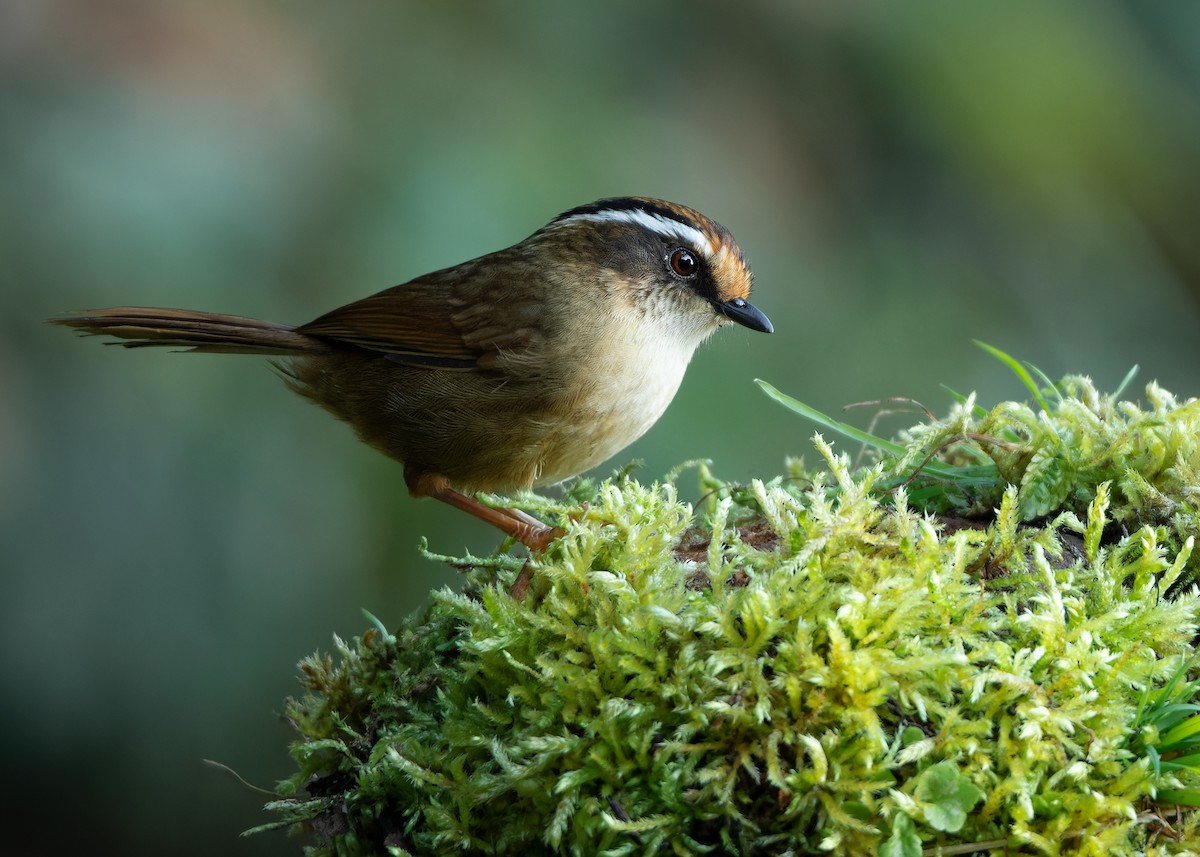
[{"x1": 4, "y1": 1, "x2": 1200, "y2": 854}]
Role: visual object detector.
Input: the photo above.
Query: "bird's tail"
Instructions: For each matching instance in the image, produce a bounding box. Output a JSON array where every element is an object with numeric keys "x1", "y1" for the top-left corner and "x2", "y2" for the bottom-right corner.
[{"x1": 49, "y1": 307, "x2": 329, "y2": 356}]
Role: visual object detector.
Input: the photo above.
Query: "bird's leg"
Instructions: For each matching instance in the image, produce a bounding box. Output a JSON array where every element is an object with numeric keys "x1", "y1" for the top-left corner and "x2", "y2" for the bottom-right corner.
[
  {"x1": 409, "y1": 473, "x2": 563, "y2": 552},
  {"x1": 501, "y1": 506, "x2": 551, "y2": 529}
]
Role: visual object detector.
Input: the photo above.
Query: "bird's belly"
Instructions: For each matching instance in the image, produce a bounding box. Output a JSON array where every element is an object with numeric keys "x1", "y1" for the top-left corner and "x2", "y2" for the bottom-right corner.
[
  {"x1": 530, "y1": 339, "x2": 692, "y2": 486},
  {"x1": 290, "y1": 330, "x2": 698, "y2": 494}
]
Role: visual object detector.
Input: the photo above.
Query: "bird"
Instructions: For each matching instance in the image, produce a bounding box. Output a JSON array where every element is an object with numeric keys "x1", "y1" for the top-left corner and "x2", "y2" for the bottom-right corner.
[{"x1": 51, "y1": 197, "x2": 772, "y2": 551}]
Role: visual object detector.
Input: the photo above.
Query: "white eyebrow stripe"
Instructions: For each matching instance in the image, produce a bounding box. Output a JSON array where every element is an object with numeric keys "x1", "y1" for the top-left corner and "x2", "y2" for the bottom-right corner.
[{"x1": 554, "y1": 208, "x2": 714, "y2": 257}]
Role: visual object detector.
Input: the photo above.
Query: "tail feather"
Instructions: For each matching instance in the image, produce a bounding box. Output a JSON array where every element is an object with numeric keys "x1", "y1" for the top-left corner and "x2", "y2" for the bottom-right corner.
[{"x1": 49, "y1": 307, "x2": 329, "y2": 356}]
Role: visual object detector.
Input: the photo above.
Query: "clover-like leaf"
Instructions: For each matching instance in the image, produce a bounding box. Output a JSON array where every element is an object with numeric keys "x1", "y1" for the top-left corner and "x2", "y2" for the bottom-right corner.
[
  {"x1": 913, "y1": 761, "x2": 984, "y2": 833},
  {"x1": 880, "y1": 812, "x2": 920, "y2": 857}
]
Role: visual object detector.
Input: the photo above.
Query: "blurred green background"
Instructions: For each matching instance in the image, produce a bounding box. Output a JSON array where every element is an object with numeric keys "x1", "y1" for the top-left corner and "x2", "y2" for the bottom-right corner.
[{"x1": 4, "y1": 1, "x2": 1200, "y2": 854}]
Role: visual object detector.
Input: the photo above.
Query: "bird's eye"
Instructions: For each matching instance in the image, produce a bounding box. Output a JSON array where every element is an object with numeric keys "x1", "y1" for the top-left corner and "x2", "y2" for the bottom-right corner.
[{"x1": 668, "y1": 247, "x2": 698, "y2": 278}]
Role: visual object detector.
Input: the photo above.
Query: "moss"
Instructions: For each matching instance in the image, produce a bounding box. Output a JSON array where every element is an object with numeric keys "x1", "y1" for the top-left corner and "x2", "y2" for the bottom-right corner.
[{"x1": 260, "y1": 376, "x2": 1200, "y2": 856}]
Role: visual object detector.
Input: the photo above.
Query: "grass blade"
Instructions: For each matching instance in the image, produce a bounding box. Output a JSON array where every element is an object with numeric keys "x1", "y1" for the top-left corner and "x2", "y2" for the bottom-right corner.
[
  {"x1": 974, "y1": 341, "x2": 1050, "y2": 414},
  {"x1": 1113, "y1": 364, "x2": 1139, "y2": 399}
]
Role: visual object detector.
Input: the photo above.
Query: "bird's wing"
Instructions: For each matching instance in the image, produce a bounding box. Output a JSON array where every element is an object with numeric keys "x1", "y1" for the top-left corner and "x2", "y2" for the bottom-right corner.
[{"x1": 296, "y1": 256, "x2": 546, "y2": 369}]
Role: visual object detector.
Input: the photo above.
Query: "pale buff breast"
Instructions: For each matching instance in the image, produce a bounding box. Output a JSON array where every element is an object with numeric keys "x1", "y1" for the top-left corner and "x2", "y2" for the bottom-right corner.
[{"x1": 527, "y1": 290, "x2": 721, "y2": 487}]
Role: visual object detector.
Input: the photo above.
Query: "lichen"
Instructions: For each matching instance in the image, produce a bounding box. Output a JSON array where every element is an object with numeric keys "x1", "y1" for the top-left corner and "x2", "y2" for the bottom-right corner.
[{"x1": 260, "y1": 375, "x2": 1200, "y2": 856}]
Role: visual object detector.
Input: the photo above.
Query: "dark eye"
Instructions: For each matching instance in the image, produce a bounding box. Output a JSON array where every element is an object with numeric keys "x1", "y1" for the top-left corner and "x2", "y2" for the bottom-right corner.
[{"x1": 668, "y1": 247, "x2": 698, "y2": 278}]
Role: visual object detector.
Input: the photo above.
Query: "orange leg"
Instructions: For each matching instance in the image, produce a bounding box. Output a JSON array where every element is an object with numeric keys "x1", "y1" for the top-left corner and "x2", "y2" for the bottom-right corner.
[{"x1": 409, "y1": 473, "x2": 563, "y2": 552}]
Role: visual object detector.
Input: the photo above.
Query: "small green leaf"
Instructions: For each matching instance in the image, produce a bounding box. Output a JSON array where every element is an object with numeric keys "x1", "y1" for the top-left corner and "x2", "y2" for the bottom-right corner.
[
  {"x1": 880, "y1": 812, "x2": 921, "y2": 857},
  {"x1": 361, "y1": 608, "x2": 391, "y2": 638},
  {"x1": 842, "y1": 800, "x2": 872, "y2": 821},
  {"x1": 1018, "y1": 446, "x2": 1072, "y2": 519},
  {"x1": 914, "y1": 761, "x2": 984, "y2": 833},
  {"x1": 1157, "y1": 789, "x2": 1200, "y2": 807}
]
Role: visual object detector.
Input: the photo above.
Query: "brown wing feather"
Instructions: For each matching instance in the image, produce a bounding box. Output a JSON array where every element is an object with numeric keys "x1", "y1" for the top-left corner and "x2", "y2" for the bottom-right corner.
[
  {"x1": 296, "y1": 253, "x2": 548, "y2": 365},
  {"x1": 299, "y1": 289, "x2": 474, "y2": 360}
]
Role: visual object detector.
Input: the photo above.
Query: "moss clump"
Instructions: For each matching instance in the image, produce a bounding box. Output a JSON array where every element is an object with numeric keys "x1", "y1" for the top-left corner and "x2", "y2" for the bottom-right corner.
[{"x1": 261, "y1": 376, "x2": 1200, "y2": 856}]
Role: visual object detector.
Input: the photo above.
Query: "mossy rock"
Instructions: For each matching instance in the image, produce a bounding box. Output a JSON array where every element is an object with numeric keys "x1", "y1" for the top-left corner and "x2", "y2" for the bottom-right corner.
[{"x1": 261, "y1": 376, "x2": 1200, "y2": 856}]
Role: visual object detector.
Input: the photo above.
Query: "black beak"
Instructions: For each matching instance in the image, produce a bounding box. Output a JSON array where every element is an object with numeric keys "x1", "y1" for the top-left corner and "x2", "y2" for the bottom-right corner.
[{"x1": 714, "y1": 297, "x2": 773, "y2": 333}]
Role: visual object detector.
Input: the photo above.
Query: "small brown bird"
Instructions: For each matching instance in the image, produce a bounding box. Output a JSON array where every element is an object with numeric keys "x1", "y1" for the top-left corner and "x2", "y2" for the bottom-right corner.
[{"x1": 52, "y1": 197, "x2": 771, "y2": 550}]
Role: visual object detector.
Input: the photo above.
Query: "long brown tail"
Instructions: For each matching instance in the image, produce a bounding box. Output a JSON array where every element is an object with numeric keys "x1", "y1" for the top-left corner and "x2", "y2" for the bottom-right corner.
[{"x1": 49, "y1": 307, "x2": 330, "y2": 355}]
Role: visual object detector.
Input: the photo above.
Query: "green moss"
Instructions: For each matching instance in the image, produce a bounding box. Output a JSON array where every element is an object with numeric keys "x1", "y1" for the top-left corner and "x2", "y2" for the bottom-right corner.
[{"x1": 260, "y1": 376, "x2": 1200, "y2": 856}]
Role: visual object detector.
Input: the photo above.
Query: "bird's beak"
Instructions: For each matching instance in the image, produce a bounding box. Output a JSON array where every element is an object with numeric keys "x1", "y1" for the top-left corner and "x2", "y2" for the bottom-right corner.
[{"x1": 713, "y1": 297, "x2": 773, "y2": 333}]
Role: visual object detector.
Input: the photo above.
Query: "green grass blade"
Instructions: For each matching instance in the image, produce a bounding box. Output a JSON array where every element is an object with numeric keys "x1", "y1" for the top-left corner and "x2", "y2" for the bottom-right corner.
[
  {"x1": 1026, "y1": 362, "x2": 1061, "y2": 403},
  {"x1": 756, "y1": 380, "x2": 908, "y2": 456},
  {"x1": 756, "y1": 380, "x2": 992, "y2": 483},
  {"x1": 974, "y1": 341, "x2": 1050, "y2": 414},
  {"x1": 1148, "y1": 704, "x2": 1200, "y2": 737},
  {"x1": 1161, "y1": 714, "x2": 1200, "y2": 749},
  {"x1": 941, "y1": 384, "x2": 988, "y2": 418},
  {"x1": 1112, "y1": 364, "x2": 1139, "y2": 399},
  {"x1": 1156, "y1": 789, "x2": 1200, "y2": 807},
  {"x1": 1158, "y1": 753, "x2": 1200, "y2": 772}
]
